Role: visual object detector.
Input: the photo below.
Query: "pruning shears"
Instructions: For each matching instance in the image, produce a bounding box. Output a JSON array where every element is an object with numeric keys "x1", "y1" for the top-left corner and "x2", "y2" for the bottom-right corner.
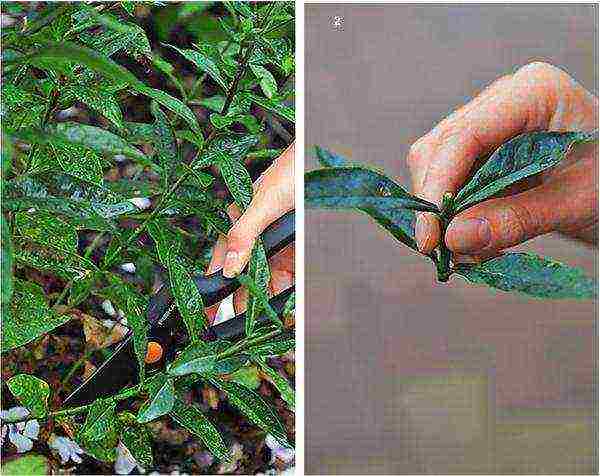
[{"x1": 64, "y1": 211, "x2": 295, "y2": 406}]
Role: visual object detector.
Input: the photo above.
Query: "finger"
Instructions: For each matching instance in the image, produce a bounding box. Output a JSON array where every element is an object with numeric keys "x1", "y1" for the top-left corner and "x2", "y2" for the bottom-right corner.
[
  {"x1": 233, "y1": 287, "x2": 248, "y2": 315},
  {"x1": 223, "y1": 144, "x2": 295, "y2": 277},
  {"x1": 205, "y1": 235, "x2": 228, "y2": 324},
  {"x1": 205, "y1": 204, "x2": 244, "y2": 323},
  {"x1": 408, "y1": 75, "x2": 515, "y2": 254},
  {"x1": 233, "y1": 245, "x2": 294, "y2": 317},
  {"x1": 408, "y1": 63, "x2": 568, "y2": 253},
  {"x1": 445, "y1": 164, "x2": 597, "y2": 254},
  {"x1": 269, "y1": 245, "x2": 295, "y2": 295}
]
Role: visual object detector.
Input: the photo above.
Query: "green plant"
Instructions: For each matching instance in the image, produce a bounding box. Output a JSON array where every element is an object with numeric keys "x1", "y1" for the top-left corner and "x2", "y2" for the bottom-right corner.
[
  {"x1": 1, "y1": 1, "x2": 294, "y2": 472},
  {"x1": 306, "y1": 130, "x2": 597, "y2": 299}
]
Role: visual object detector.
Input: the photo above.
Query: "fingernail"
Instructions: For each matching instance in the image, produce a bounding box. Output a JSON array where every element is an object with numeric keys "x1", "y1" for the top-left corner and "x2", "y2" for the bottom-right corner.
[
  {"x1": 447, "y1": 218, "x2": 491, "y2": 253},
  {"x1": 223, "y1": 251, "x2": 241, "y2": 278}
]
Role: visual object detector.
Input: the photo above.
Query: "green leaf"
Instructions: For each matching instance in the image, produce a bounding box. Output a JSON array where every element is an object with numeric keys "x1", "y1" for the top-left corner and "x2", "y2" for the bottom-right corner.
[
  {"x1": 63, "y1": 83, "x2": 123, "y2": 129},
  {"x1": 2, "y1": 279, "x2": 71, "y2": 351},
  {"x1": 455, "y1": 253, "x2": 597, "y2": 300},
  {"x1": 1, "y1": 84, "x2": 46, "y2": 130},
  {"x1": 250, "y1": 64, "x2": 277, "y2": 99},
  {"x1": 214, "y1": 355, "x2": 249, "y2": 374},
  {"x1": 147, "y1": 219, "x2": 185, "y2": 267},
  {"x1": 6, "y1": 374, "x2": 51, "y2": 417},
  {"x1": 245, "y1": 242, "x2": 271, "y2": 336},
  {"x1": 256, "y1": 358, "x2": 294, "y2": 409},
  {"x1": 315, "y1": 146, "x2": 351, "y2": 168},
  {"x1": 177, "y1": 129, "x2": 205, "y2": 149},
  {"x1": 243, "y1": 92, "x2": 294, "y2": 123},
  {"x1": 306, "y1": 166, "x2": 439, "y2": 213},
  {"x1": 3, "y1": 196, "x2": 121, "y2": 232},
  {"x1": 216, "y1": 151, "x2": 253, "y2": 211},
  {"x1": 151, "y1": 101, "x2": 177, "y2": 184},
  {"x1": 50, "y1": 141, "x2": 104, "y2": 186},
  {"x1": 79, "y1": 398, "x2": 117, "y2": 442},
  {"x1": 12, "y1": 210, "x2": 97, "y2": 280},
  {"x1": 1, "y1": 455, "x2": 48, "y2": 476},
  {"x1": 121, "y1": 424, "x2": 153, "y2": 470},
  {"x1": 198, "y1": 133, "x2": 259, "y2": 169},
  {"x1": 209, "y1": 378, "x2": 290, "y2": 447},
  {"x1": 79, "y1": 11, "x2": 151, "y2": 60},
  {"x1": 454, "y1": 130, "x2": 598, "y2": 212},
  {"x1": 164, "y1": 43, "x2": 229, "y2": 91},
  {"x1": 283, "y1": 292, "x2": 295, "y2": 319},
  {"x1": 248, "y1": 333, "x2": 295, "y2": 357},
  {"x1": 139, "y1": 86, "x2": 201, "y2": 135},
  {"x1": 137, "y1": 373, "x2": 176, "y2": 423},
  {"x1": 314, "y1": 146, "x2": 419, "y2": 250},
  {"x1": 167, "y1": 253, "x2": 207, "y2": 341},
  {"x1": 49, "y1": 122, "x2": 150, "y2": 165},
  {"x1": 1, "y1": 214, "x2": 13, "y2": 310},
  {"x1": 170, "y1": 399, "x2": 230, "y2": 461},
  {"x1": 167, "y1": 341, "x2": 220, "y2": 376},
  {"x1": 126, "y1": 295, "x2": 149, "y2": 384},
  {"x1": 11, "y1": 42, "x2": 200, "y2": 134}
]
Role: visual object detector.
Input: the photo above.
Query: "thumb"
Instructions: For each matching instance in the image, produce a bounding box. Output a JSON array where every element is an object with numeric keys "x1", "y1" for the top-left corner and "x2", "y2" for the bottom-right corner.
[
  {"x1": 222, "y1": 146, "x2": 295, "y2": 278},
  {"x1": 445, "y1": 179, "x2": 597, "y2": 254}
]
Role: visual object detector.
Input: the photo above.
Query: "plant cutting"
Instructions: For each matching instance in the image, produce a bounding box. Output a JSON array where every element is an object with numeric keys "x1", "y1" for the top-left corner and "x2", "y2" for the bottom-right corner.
[
  {"x1": 306, "y1": 130, "x2": 598, "y2": 299},
  {"x1": 1, "y1": 2, "x2": 295, "y2": 474}
]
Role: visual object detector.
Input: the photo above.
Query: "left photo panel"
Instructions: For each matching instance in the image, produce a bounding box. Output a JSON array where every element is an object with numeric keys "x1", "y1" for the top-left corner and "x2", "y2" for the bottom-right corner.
[{"x1": 0, "y1": 2, "x2": 295, "y2": 475}]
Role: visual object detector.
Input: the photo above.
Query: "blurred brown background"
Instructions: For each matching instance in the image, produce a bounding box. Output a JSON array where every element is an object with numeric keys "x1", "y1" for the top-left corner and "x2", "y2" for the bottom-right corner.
[{"x1": 305, "y1": 4, "x2": 598, "y2": 474}]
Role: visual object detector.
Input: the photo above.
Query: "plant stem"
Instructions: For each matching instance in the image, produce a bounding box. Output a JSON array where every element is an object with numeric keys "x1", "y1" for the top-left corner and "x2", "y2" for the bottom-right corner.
[
  {"x1": 103, "y1": 32, "x2": 259, "y2": 268},
  {"x1": 436, "y1": 192, "x2": 455, "y2": 282},
  {"x1": 1, "y1": 384, "x2": 142, "y2": 425}
]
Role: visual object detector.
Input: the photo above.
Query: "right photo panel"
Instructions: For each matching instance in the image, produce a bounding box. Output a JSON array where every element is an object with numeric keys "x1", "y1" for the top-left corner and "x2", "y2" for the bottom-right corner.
[{"x1": 305, "y1": 3, "x2": 598, "y2": 475}]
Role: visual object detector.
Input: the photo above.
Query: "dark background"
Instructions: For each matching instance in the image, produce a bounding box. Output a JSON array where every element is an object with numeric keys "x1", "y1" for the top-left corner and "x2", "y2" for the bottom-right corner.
[{"x1": 305, "y1": 4, "x2": 598, "y2": 474}]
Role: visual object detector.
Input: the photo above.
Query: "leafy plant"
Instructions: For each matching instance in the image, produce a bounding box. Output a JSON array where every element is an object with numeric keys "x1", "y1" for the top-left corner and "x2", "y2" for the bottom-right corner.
[
  {"x1": 1, "y1": 2, "x2": 294, "y2": 473},
  {"x1": 306, "y1": 130, "x2": 597, "y2": 299}
]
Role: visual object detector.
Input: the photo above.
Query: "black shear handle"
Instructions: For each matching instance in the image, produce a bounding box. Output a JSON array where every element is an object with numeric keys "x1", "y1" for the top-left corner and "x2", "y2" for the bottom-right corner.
[{"x1": 148, "y1": 210, "x2": 294, "y2": 324}]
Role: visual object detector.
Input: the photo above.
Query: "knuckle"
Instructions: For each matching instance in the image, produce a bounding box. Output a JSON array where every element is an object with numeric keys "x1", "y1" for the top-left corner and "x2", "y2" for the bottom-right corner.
[
  {"x1": 407, "y1": 136, "x2": 433, "y2": 168},
  {"x1": 516, "y1": 61, "x2": 561, "y2": 81}
]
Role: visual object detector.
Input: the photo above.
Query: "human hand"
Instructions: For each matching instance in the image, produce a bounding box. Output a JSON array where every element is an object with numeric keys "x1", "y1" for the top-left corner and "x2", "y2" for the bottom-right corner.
[
  {"x1": 406, "y1": 62, "x2": 598, "y2": 259},
  {"x1": 206, "y1": 143, "x2": 295, "y2": 321}
]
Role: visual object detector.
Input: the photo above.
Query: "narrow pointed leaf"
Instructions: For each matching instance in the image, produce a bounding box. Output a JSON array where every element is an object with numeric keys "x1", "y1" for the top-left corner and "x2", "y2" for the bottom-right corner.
[
  {"x1": 245, "y1": 242, "x2": 271, "y2": 336},
  {"x1": 216, "y1": 151, "x2": 253, "y2": 211},
  {"x1": 247, "y1": 333, "x2": 295, "y2": 357},
  {"x1": 121, "y1": 424, "x2": 153, "y2": 469},
  {"x1": 168, "y1": 253, "x2": 207, "y2": 341},
  {"x1": 6, "y1": 374, "x2": 51, "y2": 417},
  {"x1": 170, "y1": 399, "x2": 229, "y2": 461},
  {"x1": 137, "y1": 373, "x2": 175, "y2": 423},
  {"x1": 151, "y1": 101, "x2": 177, "y2": 184},
  {"x1": 209, "y1": 378, "x2": 289, "y2": 447},
  {"x1": 10, "y1": 42, "x2": 200, "y2": 134},
  {"x1": 2, "y1": 280, "x2": 71, "y2": 351},
  {"x1": 455, "y1": 130, "x2": 598, "y2": 211},
  {"x1": 313, "y1": 147, "x2": 418, "y2": 249},
  {"x1": 243, "y1": 92, "x2": 294, "y2": 123},
  {"x1": 63, "y1": 84, "x2": 123, "y2": 129},
  {"x1": 455, "y1": 253, "x2": 597, "y2": 300},
  {"x1": 50, "y1": 122, "x2": 149, "y2": 164},
  {"x1": 126, "y1": 295, "x2": 149, "y2": 384},
  {"x1": 256, "y1": 359, "x2": 294, "y2": 409},
  {"x1": 167, "y1": 341, "x2": 220, "y2": 376},
  {"x1": 164, "y1": 44, "x2": 229, "y2": 91},
  {"x1": 306, "y1": 166, "x2": 439, "y2": 212},
  {"x1": 1, "y1": 214, "x2": 13, "y2": 309},
  {"x1": 315, "y1": 146, "x2": 351, "y2": 168},
  {"x1": 79, "y1": 398, "x2": 117, "y2": 442}
]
